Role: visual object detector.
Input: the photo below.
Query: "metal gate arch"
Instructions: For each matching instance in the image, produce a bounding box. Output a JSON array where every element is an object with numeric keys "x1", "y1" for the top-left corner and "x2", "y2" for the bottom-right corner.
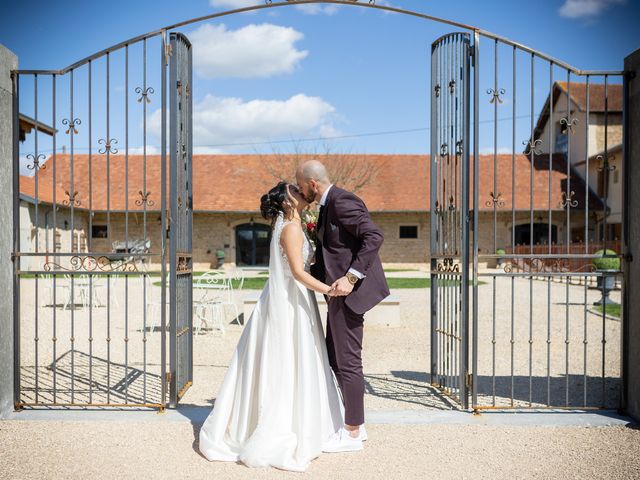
[{"x1": 11, "y1": 0, "x2": 627, "y2": 411}]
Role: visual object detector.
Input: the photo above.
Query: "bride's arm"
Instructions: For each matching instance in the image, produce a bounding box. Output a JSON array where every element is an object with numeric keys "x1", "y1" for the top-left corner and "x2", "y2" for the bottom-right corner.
[{"x1": 280, "y1": 223, "x2": 333, "y2": 295}]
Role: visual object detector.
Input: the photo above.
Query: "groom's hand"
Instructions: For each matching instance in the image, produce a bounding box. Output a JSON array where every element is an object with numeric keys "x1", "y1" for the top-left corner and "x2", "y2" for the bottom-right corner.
[{"x1": 331, "y1": 276, "x2": 354, "y2": 296}]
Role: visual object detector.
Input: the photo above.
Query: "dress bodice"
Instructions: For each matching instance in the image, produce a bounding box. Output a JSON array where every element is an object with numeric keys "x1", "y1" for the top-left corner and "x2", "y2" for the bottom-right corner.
[{"x1": 275, "y1": 215, "x2": 314, "y2": 276}]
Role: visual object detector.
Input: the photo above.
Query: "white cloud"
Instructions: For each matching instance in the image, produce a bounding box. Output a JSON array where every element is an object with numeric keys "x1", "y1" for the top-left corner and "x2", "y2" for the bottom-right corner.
[
  {"x1": 190, "y1": 23, "x2": 308, "y2": 79},
  {"x1": 294, "y1": 4, "x2": 340, "y2": 15},
  {"x1": 124, "y1": 145, "x2": 161, "y2": 156},
  {"x1": 149, "y1": 93, "x2": 337, "y2": 147},
  {"x1": 318, "y1": 123, "x2": 343, "y2": 139},
  {"x1": 479, "y1": 147, "x2": 513, "y2": 155},
  {"x1": 558, "y1": 0, "x2": 626, "y2": 19}
]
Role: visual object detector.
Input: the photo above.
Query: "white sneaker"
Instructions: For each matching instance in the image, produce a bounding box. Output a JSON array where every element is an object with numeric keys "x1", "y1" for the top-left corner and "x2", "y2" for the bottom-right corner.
[
  {"x1": 322, "y1": 427, "x2": 363, "y2": 453},
  {"x1": 360, "y1": 424, "x2": 367, "y2": 442}
]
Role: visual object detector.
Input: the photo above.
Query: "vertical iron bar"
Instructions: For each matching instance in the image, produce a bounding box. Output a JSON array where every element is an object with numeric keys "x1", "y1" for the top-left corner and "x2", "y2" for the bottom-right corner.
[
  {"x1": 471, "y1": 31, "x2": 480, "y2": 410},
  {"x1": 170, "y1": 32, "x2": 178, "y2": 406},
  {"x1": 566, "y1": 73, "x2": 572, "y2": 406},
  {"x1": 585, "y1": 77, "x2": 590, "y2": 252},
  {"x1": 160, "y1": 30, "x2": 168, "y2": 408},
  {"x1": 142, "y1": 37, "x2": 148, "y2": 402},
  {"x1": 51, "y1": 73, "x2": 57, "y2": 403},
  {"x1": 460, "y1": 34, "x2": 471, "y2": 408},
  {"x1": 547, "y1": 62, "x2": 554, "y2": 406},
  {"x1": 34, "y1": 74, "x2": 39, "y2": 403},
  {"x1": 510, "y1": 46, "x2": 516, "y2": 406},
  {"x1": 430, "y1": 40, "x2": 438, "y2": 387},
  {"x1": 528, "y1": 53, "x2": 534, "y2": 406},
  {"x1": 187, "y1": 37, "x2": 194, "y2": 388},
  {"x1": 125, "y1": 44, "x2": 130, "y2": 402},
  {"x1": 12, "y1": 71, "x2": 21, "y2": 406},
  {"x1": 602, "y1": 75, "x2": 609, "y2": 406},
  {"x1": 491, "y1": 39, "x2": 498, "y2": 406},
  {"x1": 88, "y1": 61, "x2": 93, "y2": 403},
  {"x1": 69, "y1": 69, "x2": 75, "y2": 403},
  {"x1": 106, "y1": 53, "x2": 111, "y2": 403}
]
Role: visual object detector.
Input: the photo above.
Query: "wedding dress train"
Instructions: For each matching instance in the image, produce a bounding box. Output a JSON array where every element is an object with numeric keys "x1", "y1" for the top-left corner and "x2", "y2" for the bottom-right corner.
[{"x1": 198, "y1": 213, "x2": 345, "y2": 472}]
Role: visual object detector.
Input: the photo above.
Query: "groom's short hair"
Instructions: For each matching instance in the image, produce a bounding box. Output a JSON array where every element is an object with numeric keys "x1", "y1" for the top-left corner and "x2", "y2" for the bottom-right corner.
[{"x1": 299, "y1": 160, "x2": 330, "y2": 183}]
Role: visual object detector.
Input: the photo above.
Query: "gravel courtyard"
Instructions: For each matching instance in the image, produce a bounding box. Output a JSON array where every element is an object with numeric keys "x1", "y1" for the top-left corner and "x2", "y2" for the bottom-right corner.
[{"x1": 4, "y1": 269, "x2": 633, "y2": 479}]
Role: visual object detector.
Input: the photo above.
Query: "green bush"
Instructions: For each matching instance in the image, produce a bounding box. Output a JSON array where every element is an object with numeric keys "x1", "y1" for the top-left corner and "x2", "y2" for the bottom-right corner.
[
  {"x1": 496, "y1": 248, "x2": 506, "y2": 256},
  {"x1": 592, "y1": 249, "x2": 620, "y2": 271}
]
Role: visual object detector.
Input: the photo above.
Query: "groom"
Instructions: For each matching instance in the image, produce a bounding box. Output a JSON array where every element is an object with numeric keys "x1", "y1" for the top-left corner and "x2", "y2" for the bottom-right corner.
[{"x1": 296, "y1": 160, "x2": 390, "y2": 452}]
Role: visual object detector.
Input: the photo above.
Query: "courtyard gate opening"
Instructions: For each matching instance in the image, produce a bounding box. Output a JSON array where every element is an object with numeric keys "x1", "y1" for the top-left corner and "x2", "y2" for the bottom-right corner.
[{"x1": 11, "y1": 1, "x2": 627, "y2": 412}]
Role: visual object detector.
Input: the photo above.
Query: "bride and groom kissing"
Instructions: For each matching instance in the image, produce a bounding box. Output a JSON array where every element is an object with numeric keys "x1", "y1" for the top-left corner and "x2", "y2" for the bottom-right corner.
[{"x1": 198, "y1": 160, "x2": 390, "y2": 472}]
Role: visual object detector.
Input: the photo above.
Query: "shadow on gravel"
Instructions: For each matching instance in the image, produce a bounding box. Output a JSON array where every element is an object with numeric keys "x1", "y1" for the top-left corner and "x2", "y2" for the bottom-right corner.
[{"x1": 365, "y1": 371, "x2": 459, "y2": 410}]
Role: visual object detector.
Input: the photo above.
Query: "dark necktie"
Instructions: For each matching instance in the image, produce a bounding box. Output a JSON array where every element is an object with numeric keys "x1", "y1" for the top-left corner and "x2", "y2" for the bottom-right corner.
[{"x1": 318, "y1": 204, "x2": 325, "y2": 228}]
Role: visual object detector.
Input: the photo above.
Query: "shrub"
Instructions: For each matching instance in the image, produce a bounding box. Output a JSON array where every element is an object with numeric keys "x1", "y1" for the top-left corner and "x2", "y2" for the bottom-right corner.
[
  {"x1": 592, "y1": 249, "x2": 620, "y2": 271},
  {"x1": 496, "y1": 248, "x2": 506, "y2": 256}
]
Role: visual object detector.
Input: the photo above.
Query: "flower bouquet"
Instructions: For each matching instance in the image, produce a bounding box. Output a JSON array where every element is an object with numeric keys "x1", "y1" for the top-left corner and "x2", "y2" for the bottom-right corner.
[{"x1": 301, "y1": 206, "x2": 319, "y2": 248}]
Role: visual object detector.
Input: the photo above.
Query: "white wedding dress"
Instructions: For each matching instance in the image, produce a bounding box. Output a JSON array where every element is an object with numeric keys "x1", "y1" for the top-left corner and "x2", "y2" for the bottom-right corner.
[{"x1": 199, "y1": 213, "x2": 345, "y2": 472}]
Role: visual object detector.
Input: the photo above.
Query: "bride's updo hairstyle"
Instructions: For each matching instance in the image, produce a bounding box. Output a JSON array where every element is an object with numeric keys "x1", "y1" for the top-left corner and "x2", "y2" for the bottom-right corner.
[{"x1": 260, "y1": 181, "x2": 290, "y2": 226}]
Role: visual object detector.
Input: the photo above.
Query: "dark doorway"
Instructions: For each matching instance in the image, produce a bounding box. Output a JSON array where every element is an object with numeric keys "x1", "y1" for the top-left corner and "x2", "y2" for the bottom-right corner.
[
  {"x1": 235, "y1": 223, "x2": 271, "y2": 266},
  {"x1": 514, "y1": 223, "x2": 557, "y2": 245}
]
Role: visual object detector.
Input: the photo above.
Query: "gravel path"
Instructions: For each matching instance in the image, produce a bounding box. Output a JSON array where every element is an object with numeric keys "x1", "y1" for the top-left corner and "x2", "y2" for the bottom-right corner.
[{"x1": 1, "y1": 420, "x2": 638, "y2": 479}]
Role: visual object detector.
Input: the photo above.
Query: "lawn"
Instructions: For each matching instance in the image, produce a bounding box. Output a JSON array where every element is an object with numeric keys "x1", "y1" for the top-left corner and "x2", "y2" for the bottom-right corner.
[
  {"x1": 593, "y1": 303, "x2": 621, "y2": 318},
  {"x1": 188, "y1": 277, "x2": 478, "y2": 290}
]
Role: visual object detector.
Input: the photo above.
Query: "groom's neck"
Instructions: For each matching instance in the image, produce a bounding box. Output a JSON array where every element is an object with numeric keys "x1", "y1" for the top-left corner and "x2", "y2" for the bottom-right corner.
[{"x1": 316, "y1": 182, "x2": 331, "y2": 202}]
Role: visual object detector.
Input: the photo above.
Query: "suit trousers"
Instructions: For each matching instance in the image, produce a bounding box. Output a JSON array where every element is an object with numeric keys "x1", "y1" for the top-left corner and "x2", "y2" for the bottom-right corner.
[{"x1": 325, "y1": 295, "x2": 365, "y2": 426}]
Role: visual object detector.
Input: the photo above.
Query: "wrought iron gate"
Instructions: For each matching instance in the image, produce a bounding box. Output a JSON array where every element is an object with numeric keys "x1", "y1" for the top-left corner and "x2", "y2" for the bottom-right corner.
[
  {"x1": 431, "y1": 29, "x2": 625, "y2": 411},
  {"x1": 430, "y1": 33, "x2": 472, "y2": 409},
  {"x1": 12, "y1": 29, "x2": 194, "y2": 410},
  {"x1": 11, "y1": 0, "x2": 626, "y2": 413},
  {"x1": 168, "y1": 32, "x2": 194, "y2": 407}
]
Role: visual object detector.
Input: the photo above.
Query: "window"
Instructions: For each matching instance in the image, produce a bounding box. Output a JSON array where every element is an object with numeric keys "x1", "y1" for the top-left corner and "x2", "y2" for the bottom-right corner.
[
  {"x1": 91, "y1": 225, "x2": 108, "y2": 239},
  {"x1": 399, "y1": 225, "x2": 418, "y2": 239}
]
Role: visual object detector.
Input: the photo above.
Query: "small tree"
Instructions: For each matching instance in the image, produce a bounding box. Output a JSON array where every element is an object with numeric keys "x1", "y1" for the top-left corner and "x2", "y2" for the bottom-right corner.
[{"x1": 261, "y1": 143, "x2": 385, "y2": 194}]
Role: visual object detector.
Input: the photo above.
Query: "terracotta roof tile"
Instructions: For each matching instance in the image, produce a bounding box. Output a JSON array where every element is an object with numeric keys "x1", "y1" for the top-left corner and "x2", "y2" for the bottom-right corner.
[{"x1": 20, "y1": 153, "x2": 600, "y2": 213}]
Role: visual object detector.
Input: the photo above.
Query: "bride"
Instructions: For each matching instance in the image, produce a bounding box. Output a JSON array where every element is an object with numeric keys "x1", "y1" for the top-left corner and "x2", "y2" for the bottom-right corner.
[{"x1": 198, "y1": 181, "x2": 345, "y2": 472}]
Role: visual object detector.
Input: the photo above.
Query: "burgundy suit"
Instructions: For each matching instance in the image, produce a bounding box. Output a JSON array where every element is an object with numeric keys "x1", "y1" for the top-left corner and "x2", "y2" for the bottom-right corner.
[{"x1": 310, "y1": 186, "x2": 390, "y2": 425}]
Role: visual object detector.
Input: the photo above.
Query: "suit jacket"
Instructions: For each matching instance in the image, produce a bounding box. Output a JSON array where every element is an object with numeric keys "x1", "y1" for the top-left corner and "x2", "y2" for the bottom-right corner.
[{"x1": 310, "y1": 186, "x2": 390, "y2": 315}]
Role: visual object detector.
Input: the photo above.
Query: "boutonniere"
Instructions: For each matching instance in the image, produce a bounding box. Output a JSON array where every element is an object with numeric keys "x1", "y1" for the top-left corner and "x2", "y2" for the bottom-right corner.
[{"x1": 301, "y1": 206, "x2": 319, "y2": 247}]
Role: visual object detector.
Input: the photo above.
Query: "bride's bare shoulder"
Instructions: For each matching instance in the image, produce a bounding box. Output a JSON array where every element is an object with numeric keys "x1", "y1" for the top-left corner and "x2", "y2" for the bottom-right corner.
[{"x1": 280, "y1": 221, "x2": 302, "y2": 238}]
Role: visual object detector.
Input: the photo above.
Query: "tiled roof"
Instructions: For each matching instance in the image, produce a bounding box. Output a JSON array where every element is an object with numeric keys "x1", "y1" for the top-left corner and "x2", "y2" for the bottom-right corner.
[
  {"x1": 532, "y1": 81, "x2": 622, "y2": 144},
  {"x1": 556, "y1": 81, "x2": 623, "y2": 113},
  {"x1": 19, "y1": 153, "x2": 601, "y2": 212}
]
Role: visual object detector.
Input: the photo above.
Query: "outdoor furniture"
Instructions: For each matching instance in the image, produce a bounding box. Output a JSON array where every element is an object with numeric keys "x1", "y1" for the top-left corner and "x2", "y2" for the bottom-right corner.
[
  {"x1": 193, "y1": 271, "x2": 230, "y2": 335},
  {"x1": 59, "y1": 274, "x2": 106, "y2": 310},
  {"x1": 143, "y1": 271, "x2": 167, "y2": 333}
]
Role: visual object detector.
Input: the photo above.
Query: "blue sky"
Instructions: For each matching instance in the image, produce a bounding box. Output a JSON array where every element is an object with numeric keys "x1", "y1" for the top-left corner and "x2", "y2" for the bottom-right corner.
[{"x1": 3, "y1": 0, "x2": 639, "y2": 163}]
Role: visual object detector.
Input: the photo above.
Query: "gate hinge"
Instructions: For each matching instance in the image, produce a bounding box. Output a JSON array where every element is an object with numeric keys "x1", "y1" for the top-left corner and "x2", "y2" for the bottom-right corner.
[{"x1": 10, "y1": 252, "x2": 16, "y2": 262}]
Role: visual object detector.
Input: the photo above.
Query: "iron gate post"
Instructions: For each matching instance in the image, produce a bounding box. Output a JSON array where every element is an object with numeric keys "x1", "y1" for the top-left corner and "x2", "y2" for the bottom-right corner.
[
  {"x1": 471, "y1": 31, "x2": 480, "y2": 412},
  {"x1": 430, "y1": 40, "x2": 439, "y2": 387},
  {"x1": 11, "y1": 69, "x2": 20, "y2": 411},
  {"x1": 161, "y1": 29, "x2": 168, "y2": 410}
]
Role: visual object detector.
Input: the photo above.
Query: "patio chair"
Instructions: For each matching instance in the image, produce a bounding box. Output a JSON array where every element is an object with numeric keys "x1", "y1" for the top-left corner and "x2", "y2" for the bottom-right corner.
[{"x1": 193, "y1": 271, "x2": 229, "y2": 335}]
